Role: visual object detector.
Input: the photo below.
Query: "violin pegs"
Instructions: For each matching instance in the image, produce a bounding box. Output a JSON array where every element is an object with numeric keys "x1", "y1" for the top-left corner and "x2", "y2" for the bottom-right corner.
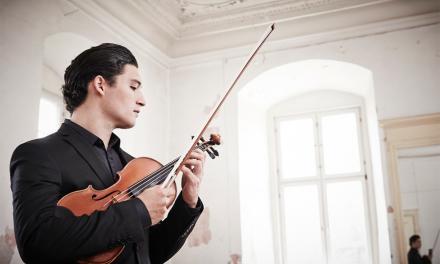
[
  {"x1": 192, "y1": 135, "x2": 221, "y2": 154},
  {"x1": 205, "y1": 148, "x2": 216, "y2": 159},
  {"x1": 209, "y1": 146, "x2": 219, "y2": 156}
]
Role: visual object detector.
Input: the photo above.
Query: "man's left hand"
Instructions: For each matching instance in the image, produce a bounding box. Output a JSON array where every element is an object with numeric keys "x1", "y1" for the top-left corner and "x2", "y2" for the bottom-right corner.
[{"x1": 181, "y1": 149, "x2": 206, "y2": 208}]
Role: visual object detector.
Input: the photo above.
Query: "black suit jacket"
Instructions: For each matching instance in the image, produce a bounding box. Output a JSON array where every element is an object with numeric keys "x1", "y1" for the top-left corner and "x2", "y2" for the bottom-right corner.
[{"x1": 10, "y1": 122, "x2": 203, "y2": 263}]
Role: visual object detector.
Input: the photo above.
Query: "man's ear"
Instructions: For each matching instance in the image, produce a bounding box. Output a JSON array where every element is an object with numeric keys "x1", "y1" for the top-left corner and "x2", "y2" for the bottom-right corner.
[{"x1": 91, "y1": 75, "x2": 106, "y2": 96}]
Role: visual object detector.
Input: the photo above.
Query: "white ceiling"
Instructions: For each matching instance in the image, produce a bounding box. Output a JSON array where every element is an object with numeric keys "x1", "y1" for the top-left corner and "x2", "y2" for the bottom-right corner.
[
  {"x1": 159, "y1": 0, "x2": 282, "y2": 22},
  {"x1": 126, "y1": 0, "x2": 383, "y2": 38},
  {"x1": 70, "y1": 0, "x2": 440, "y2": 58}
]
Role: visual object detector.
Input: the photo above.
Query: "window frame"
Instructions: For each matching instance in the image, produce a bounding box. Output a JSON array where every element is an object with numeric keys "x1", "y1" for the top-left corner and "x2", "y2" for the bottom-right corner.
[{"x1": 273, "y1": 107, "x2": 373, "y2": 264}]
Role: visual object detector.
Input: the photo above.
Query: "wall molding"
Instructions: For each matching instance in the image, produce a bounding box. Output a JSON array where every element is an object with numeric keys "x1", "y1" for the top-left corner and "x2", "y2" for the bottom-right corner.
[{"x1": 381, "y1": 112, "x2": 440, "y2": 130}]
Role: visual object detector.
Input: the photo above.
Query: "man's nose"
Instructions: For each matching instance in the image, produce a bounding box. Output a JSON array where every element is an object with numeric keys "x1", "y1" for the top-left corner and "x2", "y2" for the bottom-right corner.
[{"x1": 136, "y1": 92, "x2": 146, "y2": 107}]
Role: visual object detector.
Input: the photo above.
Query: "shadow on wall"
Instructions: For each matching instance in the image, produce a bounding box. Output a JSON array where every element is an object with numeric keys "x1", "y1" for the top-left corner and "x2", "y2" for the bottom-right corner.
[
  {"x1": 187, "y1": 207, "x2": 212, "y2": 247},
  {"x1": 0, "y1": 226, "x2": 15, "y2": 264}
]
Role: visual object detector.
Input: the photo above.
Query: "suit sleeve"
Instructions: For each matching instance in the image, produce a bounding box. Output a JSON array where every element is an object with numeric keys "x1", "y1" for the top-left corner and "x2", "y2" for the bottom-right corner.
[
  {"x1": 147, "y1": 192, "x2": 203, "y2": 264},
  {"x1": 10, "y1": 142, "x2": 148, "y2": 263}
]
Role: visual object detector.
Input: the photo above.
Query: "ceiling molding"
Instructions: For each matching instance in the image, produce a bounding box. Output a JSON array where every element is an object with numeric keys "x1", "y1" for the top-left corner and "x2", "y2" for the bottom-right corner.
[
  {"x1": 177, "y1": 0, "x2": 389, "y2": 38},
  {"x1": 128, "y1": 0, "x2": 390, "y2": 39},
  {"x1": 170, "y1": 0, "x2": 439, "y2": 56},
  {"x1": 128, "y1": 0, "x2": 181, "y2": 39},
  {"x1": 170, "y1": 12, "x2": 440, "y2": 68},
  {"x1": 67, "y1": 0, "x2": 439, "y2": 66},
  {"x1": 68, "y1": 0, "x2": 172, "y2": 69}
]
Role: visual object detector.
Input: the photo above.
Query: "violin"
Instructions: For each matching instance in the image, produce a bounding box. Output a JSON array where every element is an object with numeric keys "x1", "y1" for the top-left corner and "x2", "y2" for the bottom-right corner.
[
  {"x1": 58, "y1": 23, "x2": 275, "y2": 264},
  {"x1": 57, "y1": 135, "x2": 221, "y2": 263}
]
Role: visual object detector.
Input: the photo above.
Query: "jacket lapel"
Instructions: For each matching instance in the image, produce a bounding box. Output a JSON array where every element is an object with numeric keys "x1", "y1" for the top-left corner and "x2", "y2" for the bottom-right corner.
[{"x1": 58, "y1": 123, "x2": 113, "y2": 187}]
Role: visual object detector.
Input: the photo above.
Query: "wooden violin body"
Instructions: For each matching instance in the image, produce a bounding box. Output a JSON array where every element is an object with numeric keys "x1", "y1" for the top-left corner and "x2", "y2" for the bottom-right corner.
[{"x1": 57, "y1": 157, "x2": 177, "y2": 264}]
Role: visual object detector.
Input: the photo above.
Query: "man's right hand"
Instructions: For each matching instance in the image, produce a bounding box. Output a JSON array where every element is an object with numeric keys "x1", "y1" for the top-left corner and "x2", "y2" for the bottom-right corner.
[{"x1": 137, "y1": 185, "x2": 174, "y2": 225}]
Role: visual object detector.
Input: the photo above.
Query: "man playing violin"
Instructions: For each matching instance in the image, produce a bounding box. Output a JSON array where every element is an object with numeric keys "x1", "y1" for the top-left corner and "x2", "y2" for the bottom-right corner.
[{"x1": 10, "y1": 43, "x2": 205, "y2": 263}]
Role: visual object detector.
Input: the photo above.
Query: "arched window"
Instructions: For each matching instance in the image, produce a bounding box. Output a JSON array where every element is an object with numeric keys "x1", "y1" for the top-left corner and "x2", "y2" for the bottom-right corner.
[
  {"x1": 271, "y1": 93, "x2": 371, "y2": 264},
  {"x1": 238, "y1": 60, "x2": 390, "y2": 264}
]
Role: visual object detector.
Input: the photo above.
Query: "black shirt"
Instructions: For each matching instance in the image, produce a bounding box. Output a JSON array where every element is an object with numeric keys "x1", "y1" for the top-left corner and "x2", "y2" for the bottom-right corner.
[{"x1": 65, "y1": 119, "x2": 123, "y2": 181}]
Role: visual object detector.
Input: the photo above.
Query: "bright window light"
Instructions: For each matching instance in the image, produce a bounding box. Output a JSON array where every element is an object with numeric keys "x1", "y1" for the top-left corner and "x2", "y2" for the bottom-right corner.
[
  {"x1": 276, "y1": 108, "x2": 370, "y2": 264},
  {"x1": 321, "y1": 112, "x2": 361, "y2": 175},
  {"x1": 278, "y1": 118, "x2": 317, "y2": 179},
  {"x1": 283, "y1": 184, "x2": 325, "y2": 264},
  {"x1": 38, "y1": 92, "x2": 62, "y2": 137},
  {"x1": 327, "y1": 181, "x2": 369, "y2": 264}
]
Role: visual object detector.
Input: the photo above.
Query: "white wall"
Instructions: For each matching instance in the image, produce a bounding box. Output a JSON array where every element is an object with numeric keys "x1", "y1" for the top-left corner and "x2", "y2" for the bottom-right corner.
[
  {"x1": 168, "y1": 61, "x2": 243, "y2": 263},
  {"x1": 169, "y1": 20, "x2": 440, "y2": 263},
  {"x1": 0, "y1": 1, "x2": 169, "y2": 263}
]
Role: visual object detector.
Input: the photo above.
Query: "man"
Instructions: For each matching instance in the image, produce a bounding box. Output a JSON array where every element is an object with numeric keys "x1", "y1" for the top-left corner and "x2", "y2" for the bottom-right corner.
[
  {"x1": 408, "y1": 234, "x2": 433, "y2": 264},
  {"x1": 10, "y1": 43, "x2": 205, "y2": 263}
]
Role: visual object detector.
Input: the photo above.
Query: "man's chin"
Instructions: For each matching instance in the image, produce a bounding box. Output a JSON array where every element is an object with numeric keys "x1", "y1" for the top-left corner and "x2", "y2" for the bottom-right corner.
[{"x1": 117, "y1": 120, "x2": 136, "y2": 129}]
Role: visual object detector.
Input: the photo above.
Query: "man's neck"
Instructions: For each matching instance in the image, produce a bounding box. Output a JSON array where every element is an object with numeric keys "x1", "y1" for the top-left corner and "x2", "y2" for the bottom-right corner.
[{"x1": 71, "y1": 109, "x2": 114, "y2": 149}]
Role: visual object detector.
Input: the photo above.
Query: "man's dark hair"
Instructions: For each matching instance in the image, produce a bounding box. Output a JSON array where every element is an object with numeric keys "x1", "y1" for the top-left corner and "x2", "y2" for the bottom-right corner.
[
  {"x1": 409, "y1": 234, "x2": 420, "y2": 246},
  {"x1": 62, "y1": 43, "x2": 138, "y2": 114}
]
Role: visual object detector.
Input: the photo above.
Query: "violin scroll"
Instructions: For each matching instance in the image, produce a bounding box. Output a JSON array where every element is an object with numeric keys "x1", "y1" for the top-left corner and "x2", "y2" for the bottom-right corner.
[
  {"x1": 208, "y1": 134, "x2": 221, "y2": 145},
  {"x1": 194, "y1": 134, "x2": 221, "y2": 159}
]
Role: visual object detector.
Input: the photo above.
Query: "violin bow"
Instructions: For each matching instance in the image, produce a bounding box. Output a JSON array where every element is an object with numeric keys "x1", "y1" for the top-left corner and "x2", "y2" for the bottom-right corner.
[{"x1": 162, "y1": 23, "x2": 275, "y2": 189}]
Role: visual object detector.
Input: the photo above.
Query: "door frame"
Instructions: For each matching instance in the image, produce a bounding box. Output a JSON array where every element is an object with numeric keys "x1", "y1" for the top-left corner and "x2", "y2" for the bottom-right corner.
[{"x1": 380, "y1": 113, "x2": 440, "y2": 264}]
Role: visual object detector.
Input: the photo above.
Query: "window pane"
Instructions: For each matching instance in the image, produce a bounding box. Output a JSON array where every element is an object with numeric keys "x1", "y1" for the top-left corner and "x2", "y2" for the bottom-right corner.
[
  {"x1": 321, "y1": 112, "x2": 361, "y2": 175},
  {"x1": 38, "y1": 97, "x2": 60, "y2": 137},
  {"x1": 283, "y1": 185, "x2": 325, "y2": 264},
  {"x1": 327, "y1": 181, "x2": 369, "y2": 264},
  {"x1": 279, "y1": 118, "x2": 317, "y2": 179}
]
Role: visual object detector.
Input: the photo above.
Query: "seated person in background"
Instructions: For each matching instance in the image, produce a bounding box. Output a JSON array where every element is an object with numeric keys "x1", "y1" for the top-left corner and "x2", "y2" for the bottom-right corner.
[{"x1": 408, "y1": 234, "x2": 433, "y2": 264}]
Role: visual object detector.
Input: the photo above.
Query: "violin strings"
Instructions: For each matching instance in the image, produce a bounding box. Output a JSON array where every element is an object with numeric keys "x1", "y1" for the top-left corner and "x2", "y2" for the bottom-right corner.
[
  {"x1": 102, "y1": 158, "x2": 179, "y2": 207},
  {"x1": 124, "y1": 168, "x2": 174, "y2": 201},
  {"x1": 103, "y1": 144, "x2": 205, "y2": 208},
  {"x1": 128, "y1": 163, "x2": 175, "y2": 197},
  {"x1": 103, "y1": 159, "x2": 176, "y2": 206},
  {"x1": 128, "y1": 158, "x2": 178, "y2": 194},
  {"x1": 102, "y1": 168, "x2": 170, "y2": 208},
  {"x1": 114, "y1": 163, "x2": 175, "y2": 203},
  {"x1": 124, "y1": 143, "x2": 205, "y2": 197}
]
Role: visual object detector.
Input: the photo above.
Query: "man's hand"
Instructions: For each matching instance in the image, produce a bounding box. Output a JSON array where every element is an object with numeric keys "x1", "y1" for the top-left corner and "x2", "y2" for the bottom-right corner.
[
  {"x1": 137, "y1": 185, "x2": 176, "y2": 225},
  {"x1": 181, "y1": 149, "x2": 206, "y2": 208}
]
